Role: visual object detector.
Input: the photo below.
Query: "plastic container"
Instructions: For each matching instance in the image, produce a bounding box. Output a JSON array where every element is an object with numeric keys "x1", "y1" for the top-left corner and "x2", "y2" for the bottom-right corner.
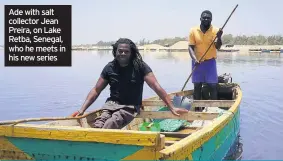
[{"x1": 173, "y1": 95, "x2": 192, "y2": 110}]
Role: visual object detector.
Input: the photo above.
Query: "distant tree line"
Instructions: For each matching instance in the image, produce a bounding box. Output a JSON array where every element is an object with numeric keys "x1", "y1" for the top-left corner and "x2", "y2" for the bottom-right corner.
[
  {"x1": 95, "y1": 40, "x2": 116, "y2": 46},
  {"x1": 92, "y1": 35, "x2": 283, "y2": 46},
  {"x1": 150, "y1": 37, "x2": 187, "y2": 46},
  {"x1": 222, "y1": 34, "x2": 283, "y2": 45},
  {"x1": 93, "y1": 37, "x2": 187, "y2": 46}
]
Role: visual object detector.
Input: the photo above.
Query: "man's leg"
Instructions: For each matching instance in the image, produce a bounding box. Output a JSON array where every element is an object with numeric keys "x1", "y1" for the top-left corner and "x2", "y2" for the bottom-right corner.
[
  {"x1": 204, "y1": 59, "x2": 218, "y2": 100},
  {"x1": 193, "y1": 83, "x2": 204, "y2": 111},
  {"x1": 92, "y1": 110, "x2": 112, "y2": 128},
  {"x1": 193, "y1": 83, "x2": 202, "y2": 100},
  {"x1": 192, "y1": 59, "x2": 205, "y2": 111},
  {"x1": 192, "y1": 60, "x2": 204, "y2": 99},
  {"x1": 91, "y1": 101, "x2": 118, "y2": 128},
  {"x1": 207, "y1": 83, "x2": 218, "y2": 100},
  {"x1": 102, "y1": 107, "x2": 136, "y2": 129}
]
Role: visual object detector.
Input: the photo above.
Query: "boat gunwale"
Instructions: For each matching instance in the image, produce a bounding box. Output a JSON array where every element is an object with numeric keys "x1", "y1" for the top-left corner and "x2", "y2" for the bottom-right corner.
[{"x1": 0, "y1": 123, "x2": 163, "y2": 147}]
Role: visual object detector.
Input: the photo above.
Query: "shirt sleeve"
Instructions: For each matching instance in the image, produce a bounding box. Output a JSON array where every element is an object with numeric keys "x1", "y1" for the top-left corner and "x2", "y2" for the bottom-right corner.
[
  {"x1": 141, "y1": 61, "x2": 153, "y2": 77},
  {"x1": 188, "y1": 28, "x2": 196, "y2": 45},
  {"x1": 100, "y1": 63, "x2": 110, "y2": 80}
]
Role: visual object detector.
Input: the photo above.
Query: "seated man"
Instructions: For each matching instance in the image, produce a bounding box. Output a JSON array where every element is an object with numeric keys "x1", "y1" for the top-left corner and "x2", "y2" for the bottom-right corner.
[{"x1": 74, "y1": 38, "x2": 188, "y2": 129}]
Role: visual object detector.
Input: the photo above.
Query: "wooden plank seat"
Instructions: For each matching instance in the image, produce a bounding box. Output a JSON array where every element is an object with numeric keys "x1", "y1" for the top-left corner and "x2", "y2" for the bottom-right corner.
[
  {"x1": 142, "y1": 100, "x2": 235, "y2": 108},
  {"x1": 136, "y1": 111, "x2": 219, "y2": 121}
]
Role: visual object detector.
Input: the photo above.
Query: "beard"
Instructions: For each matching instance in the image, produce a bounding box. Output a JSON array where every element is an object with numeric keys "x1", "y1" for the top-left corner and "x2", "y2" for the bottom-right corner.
[
  {"x1": 201, "y1": 20, "x2": 211, "y2": 28},
  {"x1": 115, "y1": 55, "x2": 132, "y2": 67}
]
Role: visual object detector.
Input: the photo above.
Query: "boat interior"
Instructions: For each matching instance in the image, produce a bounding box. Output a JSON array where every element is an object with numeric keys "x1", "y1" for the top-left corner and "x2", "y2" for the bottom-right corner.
[{"x1": 45, "y1": 82, "x2": 240, "y2": 149}]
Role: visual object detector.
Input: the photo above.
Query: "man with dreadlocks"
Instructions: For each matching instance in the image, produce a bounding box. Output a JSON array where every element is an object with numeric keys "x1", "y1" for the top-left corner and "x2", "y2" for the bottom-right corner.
[
  {"x1": 74, "y1": 38, "x2": 188, "y2": 129},
  {"x1": 188, "y1": 10, "x2": 223, "y2": 111}
]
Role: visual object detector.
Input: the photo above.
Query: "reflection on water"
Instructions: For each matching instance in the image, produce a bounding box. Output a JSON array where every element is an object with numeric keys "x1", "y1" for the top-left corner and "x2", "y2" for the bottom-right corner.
[
  {"x1": 224, "y1": 133, "x2": 244, "y2": 160},
  {"x1": 0, "y1": 50, "x2": 282, "y2": 160}
]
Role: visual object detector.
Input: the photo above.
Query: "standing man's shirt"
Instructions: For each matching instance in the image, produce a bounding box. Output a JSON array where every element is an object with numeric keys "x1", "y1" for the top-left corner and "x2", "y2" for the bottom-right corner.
[{"x1": 188, "y1": 25, "x2": 219, "y2": 61}]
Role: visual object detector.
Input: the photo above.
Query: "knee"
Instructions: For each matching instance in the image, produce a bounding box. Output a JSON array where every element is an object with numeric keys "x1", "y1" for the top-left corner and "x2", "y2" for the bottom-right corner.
[
  {"x1": 207, "y1": 83, "x2": 217, "y2": 89},
  {"x1": 102, "y1": 112, "x2": 124, "y2": 129},
  {"x1": 92, "y1": 111, "x2": 111, "y2": 128},
  {"x1": 194, "y1": 83, "x2": 202, "y2": 89},
  {"x1": 102, "y1": 118, "x2": 119, "y2": 129}
]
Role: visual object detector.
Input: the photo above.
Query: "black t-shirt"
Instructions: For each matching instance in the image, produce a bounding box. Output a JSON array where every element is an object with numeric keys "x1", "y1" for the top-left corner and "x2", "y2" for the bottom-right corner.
[{"x1": 100, "y1": 60, "x2": 152, "y2": 105}]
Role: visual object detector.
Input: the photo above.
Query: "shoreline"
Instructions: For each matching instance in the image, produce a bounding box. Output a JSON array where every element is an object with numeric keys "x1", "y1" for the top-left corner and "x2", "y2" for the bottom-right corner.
[
  {"x1": 71, "y1": 44, "x2": 283, "y2": 53},
  {"x1": 1, "y1": 44, "x2": 282, "y2": 53}
]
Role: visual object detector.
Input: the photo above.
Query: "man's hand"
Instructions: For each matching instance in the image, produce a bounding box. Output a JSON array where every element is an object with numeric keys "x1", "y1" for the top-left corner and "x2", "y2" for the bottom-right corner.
[
  {"x1": 193, "y1": 59, "x2": 200, "y2": 66},
  {"x1": 215, "y1": 29, "x2": 223, "y2": 50},
  {"x1": 195, "y1": 59, "x2": 200, "y2": 64},
  {"x1": 71, "y1": 109, "x2": 84, "y2": 117},
  {"x1": 169, "y1": 107, "x2": 189, "y2": 116},
  {"x1": 217, "y1": 28, "x2": 223, "y2": 38}
]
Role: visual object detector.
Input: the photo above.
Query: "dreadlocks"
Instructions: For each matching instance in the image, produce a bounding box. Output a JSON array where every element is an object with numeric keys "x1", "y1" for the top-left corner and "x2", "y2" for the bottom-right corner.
[{"x1": 112, "y1": 38, "x2": 144, "y2": 72}]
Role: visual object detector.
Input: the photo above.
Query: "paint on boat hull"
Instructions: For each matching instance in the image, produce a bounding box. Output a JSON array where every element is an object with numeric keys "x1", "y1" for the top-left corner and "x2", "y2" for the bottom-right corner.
[
  {"x1": 0, "y1": 109, "x2": 241, "y2": 161},
  {"x1": 3, "y1": 137, "x2": 145, "y2": 160},
  {"x1": 189, "y1": 108, "x2": 240, "y2": 160}
]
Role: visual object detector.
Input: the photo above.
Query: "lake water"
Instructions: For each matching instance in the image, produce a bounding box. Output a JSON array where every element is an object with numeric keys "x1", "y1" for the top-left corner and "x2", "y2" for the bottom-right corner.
[{"x1": 0, "y1": 50, "x2": 282, "y2": 160}]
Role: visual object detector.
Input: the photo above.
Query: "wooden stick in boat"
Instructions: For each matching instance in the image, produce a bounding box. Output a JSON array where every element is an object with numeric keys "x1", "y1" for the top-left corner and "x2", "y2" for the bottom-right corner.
[{"x1": 0, "y1": 109, "x2": 101, "y2": 125}]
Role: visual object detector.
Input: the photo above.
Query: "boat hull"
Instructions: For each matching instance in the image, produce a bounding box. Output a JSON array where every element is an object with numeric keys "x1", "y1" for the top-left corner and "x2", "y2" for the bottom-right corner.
[
  {"x1": 0, "y1": 112, "x2": 241, "y2": 160},
  {"x1": 0, "y1": 84, "x2": 242, "y2": 160},
  {"x1": 191, "y1": 108, "x2": 240, "y2": 160},
  {"x1": 0, "y1": 136, "x2": 154, "y2": 160},
  {"x1": 0, "y1": 120, "x2": 165, "y2": 160}
]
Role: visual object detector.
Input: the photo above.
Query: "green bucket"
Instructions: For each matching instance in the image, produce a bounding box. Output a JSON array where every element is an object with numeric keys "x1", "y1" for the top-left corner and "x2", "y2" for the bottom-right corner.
[{"x1": 138, "y1": 122, "x2": 161, "y2": 131}]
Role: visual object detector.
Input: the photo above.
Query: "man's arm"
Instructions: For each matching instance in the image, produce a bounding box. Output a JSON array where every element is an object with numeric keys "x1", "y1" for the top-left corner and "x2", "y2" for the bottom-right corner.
[
  {"x1": 144, "y1": 72, "x2": 188, "y2": 116},
  {"x1": 144, "y1": 73, "x2": 173, "y2": 109},
  {"x1": 188, "y1": 28, "x2": 199, "y2": 63},
  {"x1": 215, "y1": 29, "x2": 223, "y2": 50},
  {"x1": 188, "y1": 45, "x2": 199, "y2": 63},
  {"x1": 78, "y1": 77, "x2": 108, "y2": 114}
]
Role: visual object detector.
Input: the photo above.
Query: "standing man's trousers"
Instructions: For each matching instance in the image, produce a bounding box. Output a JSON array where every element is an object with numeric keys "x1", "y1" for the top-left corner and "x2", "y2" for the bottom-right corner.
[{"x1": 191, "y1": 58, "x2": 218, "y2": 100}]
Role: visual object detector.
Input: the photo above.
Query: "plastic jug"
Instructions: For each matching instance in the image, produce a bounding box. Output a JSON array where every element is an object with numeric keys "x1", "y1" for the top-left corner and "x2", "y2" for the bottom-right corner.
[{"x1": 173, "y1": 95, "x2": 192, "y2": 110}]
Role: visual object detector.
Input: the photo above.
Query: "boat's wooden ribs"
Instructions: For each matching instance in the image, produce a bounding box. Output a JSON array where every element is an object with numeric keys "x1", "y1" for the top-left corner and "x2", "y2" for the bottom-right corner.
[
  {"x1": 143, "y1": 90, "x2": 194, "y2": 100},
  {"x1": 161, "y1": 132, "x2": 192, "y2": 138},
  {"x1": 136, "y1": 111, "x2": 219, "y2": 120},
  {"x1": 142, "y1": 100, "x2": 235, "y2": 108}
]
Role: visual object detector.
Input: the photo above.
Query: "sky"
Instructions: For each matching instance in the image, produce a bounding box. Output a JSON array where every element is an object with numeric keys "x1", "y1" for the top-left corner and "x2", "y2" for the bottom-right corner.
[{"x1": 0, "y1": 0, "x2": 283, "y2": 45}]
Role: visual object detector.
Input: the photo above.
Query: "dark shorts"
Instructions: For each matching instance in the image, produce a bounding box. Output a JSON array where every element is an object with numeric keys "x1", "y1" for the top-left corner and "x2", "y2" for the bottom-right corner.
[
  {"x1": 91, "y1": 101, "x2": 137, "y2": 129},
  {"x1": 192, "y1": 58, "x2": 218, "y2": 83}
]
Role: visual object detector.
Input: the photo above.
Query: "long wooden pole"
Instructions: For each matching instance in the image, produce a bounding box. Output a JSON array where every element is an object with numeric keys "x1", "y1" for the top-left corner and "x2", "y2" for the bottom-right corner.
[
  {"x1": 181, "y1": 4, "x2": 239, "y2": 92},
  {"x1": 0, "y1": 109, "x2": 101, "y2": 125}
]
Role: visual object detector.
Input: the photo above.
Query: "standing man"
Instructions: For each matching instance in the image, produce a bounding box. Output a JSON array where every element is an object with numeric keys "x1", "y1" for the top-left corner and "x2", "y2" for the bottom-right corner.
[
  {"x1": 74, "y1": 38, "x2": 188, "y2": 129},
  {"x1": 188, "y1": 10, "x2": 223, "y2": 110}
]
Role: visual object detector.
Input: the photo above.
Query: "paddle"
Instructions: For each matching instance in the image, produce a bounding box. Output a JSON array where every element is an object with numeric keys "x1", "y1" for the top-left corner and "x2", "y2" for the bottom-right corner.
[
  {"x1": 0, "y1": 109, "x2": 101, "y2": 125},
  {"x1": 181, "y1": 4, "x2": 239, "y2": 92}
]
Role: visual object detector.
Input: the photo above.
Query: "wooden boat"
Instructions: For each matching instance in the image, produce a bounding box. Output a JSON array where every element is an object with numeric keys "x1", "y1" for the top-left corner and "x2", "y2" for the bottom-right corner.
[
  {"x1": 0, "y1": 82, "x2": 242, "y2": 160},
  {"x1": 218, "y1": 49, "x2": 240, "y2": 52},
  {"x1": 270, "y1": 49, "x2": 281, "y2": 53},
  {"x1": 249, "y1": 49, "x2": 262, "y2": 53}
]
